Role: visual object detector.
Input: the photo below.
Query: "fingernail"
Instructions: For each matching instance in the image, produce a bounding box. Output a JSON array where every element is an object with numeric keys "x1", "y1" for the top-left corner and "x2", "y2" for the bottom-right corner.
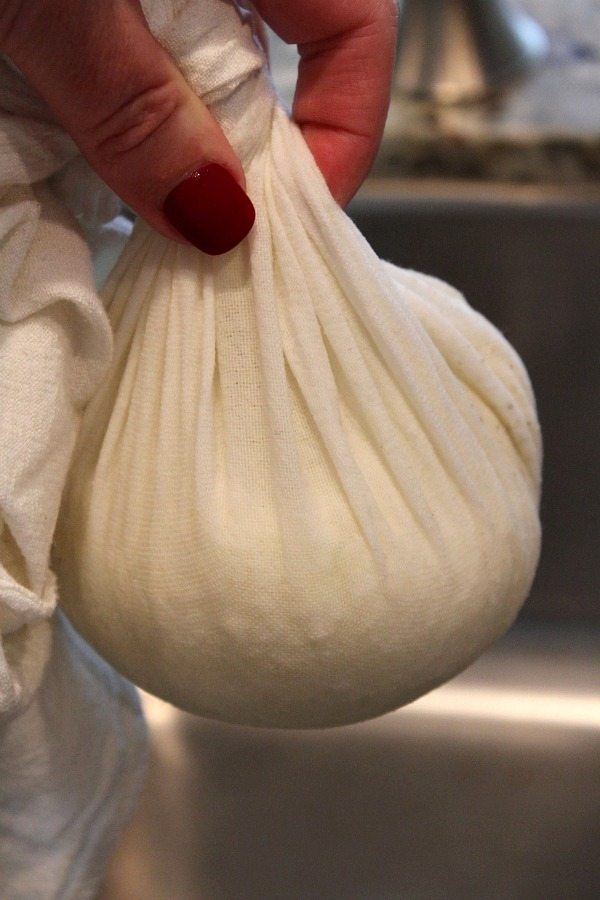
[{"x1": 163, "y1": 163, "x2": 256, "y2": 255}]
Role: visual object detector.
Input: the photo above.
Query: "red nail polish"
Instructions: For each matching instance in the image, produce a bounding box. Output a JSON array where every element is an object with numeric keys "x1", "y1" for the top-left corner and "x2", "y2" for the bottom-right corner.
[{"x1": 163, "y1": 163, "x2": 255, "y2": 255}]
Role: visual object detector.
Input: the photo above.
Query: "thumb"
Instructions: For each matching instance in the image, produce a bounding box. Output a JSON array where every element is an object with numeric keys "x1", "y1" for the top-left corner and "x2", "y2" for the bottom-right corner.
[{"x1": 0, "y1": 0, "x2": 255, "y2": 255}]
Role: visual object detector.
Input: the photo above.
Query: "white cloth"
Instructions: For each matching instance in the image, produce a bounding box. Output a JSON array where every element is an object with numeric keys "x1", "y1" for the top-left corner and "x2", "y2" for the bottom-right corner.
[
  {"x1": 1, "y1": 0, "x2": 542, "y2": 887},
  {"x1": 52, "y1": 0, "x2": 542, "y2": 729},
  {"x1": 0, "y1": 613, "x2": 147, "y2": 900},
  {"x1": 0, "y1": 50, "x2": 146, "y2": 900}
]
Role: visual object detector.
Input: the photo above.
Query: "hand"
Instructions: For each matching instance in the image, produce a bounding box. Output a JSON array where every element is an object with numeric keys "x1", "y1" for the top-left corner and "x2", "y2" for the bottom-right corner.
[
  {"x1": 0, "y1": 0, "x2": 397, "y2": 254},
  {"x1": 254, "y1": 0, "x2": 398, "y2": 205}
]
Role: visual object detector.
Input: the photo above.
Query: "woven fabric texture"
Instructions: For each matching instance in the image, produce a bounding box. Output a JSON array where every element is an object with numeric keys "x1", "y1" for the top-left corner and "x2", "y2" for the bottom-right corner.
[{"x1": 51, "y1": 0, "x2": 542, "y2": 729}]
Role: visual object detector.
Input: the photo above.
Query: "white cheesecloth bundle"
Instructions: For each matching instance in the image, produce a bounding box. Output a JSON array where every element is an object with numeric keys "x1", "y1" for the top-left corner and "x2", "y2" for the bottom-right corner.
[{"x1": 51, "y1": 0, "x2": 542, "y2": 730}]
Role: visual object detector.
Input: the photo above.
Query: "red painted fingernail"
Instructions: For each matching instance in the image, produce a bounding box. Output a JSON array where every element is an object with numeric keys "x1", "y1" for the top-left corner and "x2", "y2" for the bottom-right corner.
[{"x1": 163, "y1": 163, "x2": 255, "y2": 255}]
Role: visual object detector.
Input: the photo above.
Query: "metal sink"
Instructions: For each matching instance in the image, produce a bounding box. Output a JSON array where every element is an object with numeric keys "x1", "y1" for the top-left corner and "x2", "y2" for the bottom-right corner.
[
  {"x1": 99, "y1": 627, "x2": 600, "y2": 900},
  {"x1": 99, "y1": 179, "x2": 600, "y2": 899}
]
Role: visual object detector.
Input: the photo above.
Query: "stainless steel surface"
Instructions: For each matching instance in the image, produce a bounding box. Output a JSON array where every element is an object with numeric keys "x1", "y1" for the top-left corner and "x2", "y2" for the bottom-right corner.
[
  {"x1": 395, "y1": 0, "x2": 549, "y2": 103},
  {"x1": 99, "y1": 626, "x2": 600, "y2": 900},
  {"x1": 99, "y1": 180, "x2": 600, "y2": 899}
]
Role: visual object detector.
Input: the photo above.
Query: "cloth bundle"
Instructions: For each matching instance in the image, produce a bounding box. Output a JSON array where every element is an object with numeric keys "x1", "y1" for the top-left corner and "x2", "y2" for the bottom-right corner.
[{"x1": 51, "y1": 0, "x2": 542, "y2": 729}]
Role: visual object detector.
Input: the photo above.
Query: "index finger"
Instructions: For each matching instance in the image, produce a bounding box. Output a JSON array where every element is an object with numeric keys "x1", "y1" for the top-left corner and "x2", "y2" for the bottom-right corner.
[{"x1": 253, "y1": 0, "x2": 398, "y2": 205}]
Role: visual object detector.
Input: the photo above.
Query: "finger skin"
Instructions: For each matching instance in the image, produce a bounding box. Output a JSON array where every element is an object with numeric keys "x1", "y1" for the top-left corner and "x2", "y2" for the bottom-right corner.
[
  {"x1": 0, "y1": 0, "x2": 245, "y2": 244},
  {"x1": 0, "y1": 0, "x2": 397, "y2": 226},
  {"x1": 254, "y1": 0, "x2": 398, "y2": 205}
]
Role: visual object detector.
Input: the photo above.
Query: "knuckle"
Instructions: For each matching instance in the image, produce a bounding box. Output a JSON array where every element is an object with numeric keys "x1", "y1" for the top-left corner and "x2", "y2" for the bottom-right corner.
[
  {"x1": 352, "y1": 0, "x2": 398, "y2": 45},
  {"x1": 89, "y1": 80, "x2": 183, "y2": 164}
]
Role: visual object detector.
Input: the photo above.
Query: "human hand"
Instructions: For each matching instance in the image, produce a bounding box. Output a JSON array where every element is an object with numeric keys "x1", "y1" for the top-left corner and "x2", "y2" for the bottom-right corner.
[
  {"x1": 254, "y1": 0, "x2": 398, "y2": 206},
  {"x1": 0, "y1": 0, "x2": 397, "y2": 254}
]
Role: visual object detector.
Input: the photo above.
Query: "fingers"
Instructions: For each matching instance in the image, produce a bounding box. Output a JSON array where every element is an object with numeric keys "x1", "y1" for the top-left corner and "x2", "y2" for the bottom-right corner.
[
  {"x1": 0, "y1": 0, "x2": 395, "y2": 243},
  {"x1": 0, "y1": 0, "x2": 255, "y2": 254},
  {"x1": 254, "y1": 0, "x2": 398, "y2": 206}
]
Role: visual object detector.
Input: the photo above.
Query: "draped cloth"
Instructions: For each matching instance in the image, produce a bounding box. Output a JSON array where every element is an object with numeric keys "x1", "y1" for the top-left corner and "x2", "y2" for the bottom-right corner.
[{"x1": 0, "y1": 40, "x2": 145, "y2": 900}]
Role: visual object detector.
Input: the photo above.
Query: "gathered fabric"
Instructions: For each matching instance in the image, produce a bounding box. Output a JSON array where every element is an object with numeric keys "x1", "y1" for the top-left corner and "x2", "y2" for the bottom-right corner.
[{"x1": 51, "y1": 0, "x2": 542, "y2": 730}]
